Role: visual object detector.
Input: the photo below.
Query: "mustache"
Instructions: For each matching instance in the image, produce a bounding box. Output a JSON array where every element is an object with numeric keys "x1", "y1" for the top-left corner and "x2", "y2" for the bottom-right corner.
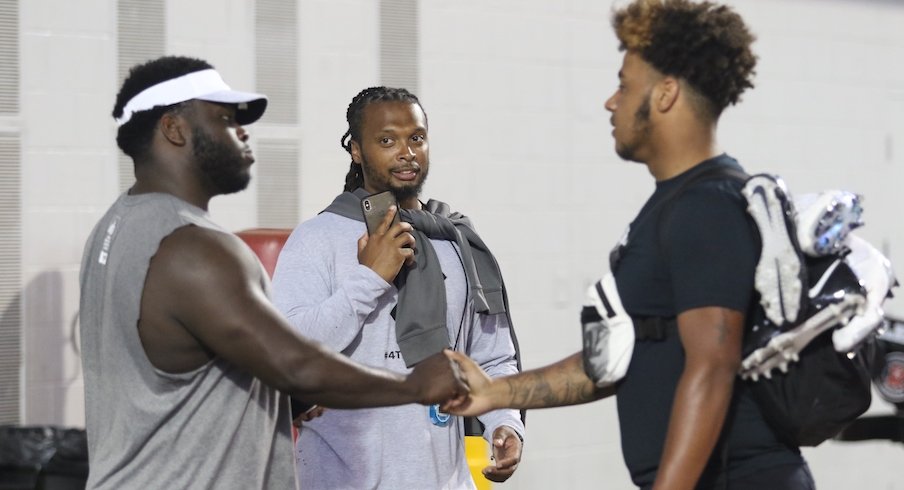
[{"x1": 392, "y1": 163, "x2": 420, "y2": 172}]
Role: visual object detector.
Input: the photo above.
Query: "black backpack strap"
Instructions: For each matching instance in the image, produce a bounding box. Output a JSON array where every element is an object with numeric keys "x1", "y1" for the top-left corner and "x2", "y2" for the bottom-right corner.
[{"x1": 633, "y1": 316, "x2": 675, "y2": 341}]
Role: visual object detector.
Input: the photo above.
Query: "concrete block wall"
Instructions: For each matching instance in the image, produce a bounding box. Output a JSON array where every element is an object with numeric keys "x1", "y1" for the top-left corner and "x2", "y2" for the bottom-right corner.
[
  {"x1": 13, "y1": 0, "x2": 904, "y2": 488},
  {"x1": 19, "y1": 0, "x2": 119, "y2": 428}
]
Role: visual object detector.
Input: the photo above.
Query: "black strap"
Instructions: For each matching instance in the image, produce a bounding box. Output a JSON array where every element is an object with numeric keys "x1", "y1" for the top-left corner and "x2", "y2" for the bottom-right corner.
[{"x1": 633, "y1": 316, "x2": 675, "y2": 341}]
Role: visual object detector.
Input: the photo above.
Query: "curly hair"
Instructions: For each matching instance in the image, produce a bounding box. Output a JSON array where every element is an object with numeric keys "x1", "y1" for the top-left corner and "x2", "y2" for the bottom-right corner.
[
  {"x1": 340, "y1": 86, "x2": 426, "y2": 192},
  {"x1": 612, "y1": 0, "x2": 757, "y2": 118},
  {"x1": 112, "y1": 56, "x2": 213, "y2": 160}
]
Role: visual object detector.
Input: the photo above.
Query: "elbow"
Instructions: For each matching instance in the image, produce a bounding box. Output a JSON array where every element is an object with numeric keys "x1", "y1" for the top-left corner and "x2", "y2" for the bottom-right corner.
[
  {"x1": 269, "y1": 348, "x2": 331, "y2": 399},
  {"x1": 686, "y1": 355, "x2": 740, "y2": 388}
]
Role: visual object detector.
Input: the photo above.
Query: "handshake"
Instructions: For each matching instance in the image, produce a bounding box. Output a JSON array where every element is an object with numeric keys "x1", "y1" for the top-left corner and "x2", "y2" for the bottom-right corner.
[
  {"x1": 410, "y1": 271, "x2": 635, "y2": 416},
  {"x1": 405, "y1": 349, "x2": 497, "y2": 417}
]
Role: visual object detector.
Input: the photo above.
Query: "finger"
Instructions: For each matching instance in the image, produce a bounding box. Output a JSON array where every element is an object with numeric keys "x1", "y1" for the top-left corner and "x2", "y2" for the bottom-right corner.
[
  {"x1": 439, "y1": 400, "x2": 456, "y2": 412},
  {"x1": 442, "y1": 393, "x2": 474, "y2": 415},
  {"x1": 391, "y1": 221, "x2": 413, "y2": 235},
  {"x1": 455, "y1": 377, "x2": 470, "y2": 394},
  {"x1": 444, "y1": 349, "x2": 468, "y2": 364},
  {"x1": 482, "y1": 464, "x2": 517, "y2": 482},
  {"x1": 395, "y1": 228, "x2": 415, "y2": 246},
  {"x1": 443, "y1": 397, "x2": 462, "y2": 410},
  {"x1": 357, "y1": 233, "x2": 369, "y2": 253},
  {"x1": 301, "y1": 406, "x2": 325, "y2": 421},
  {"x1": 440, "y1": 395, "x2": 465, "y2": 412},
  {"x1": 401, "y1": 246, "x2": 416, "y2": 266},
  {"x1": 375, "y1": 206, "x2": 398, "y2": 234},
  {"x1": 446, "y1": 356, "x2": 471, "y2": 382},
  {"x1": 492, "y1": 455, "x2": 519, "y2": 470}
]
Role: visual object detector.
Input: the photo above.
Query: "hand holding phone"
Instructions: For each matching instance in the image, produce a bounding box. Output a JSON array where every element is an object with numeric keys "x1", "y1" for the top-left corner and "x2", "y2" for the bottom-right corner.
[
  {"x1": 361, "y1": 191, "x2": 401, "y2": 235},
  {"x1": 358, "y1": 191, "x2": 415, "y2": 282}
]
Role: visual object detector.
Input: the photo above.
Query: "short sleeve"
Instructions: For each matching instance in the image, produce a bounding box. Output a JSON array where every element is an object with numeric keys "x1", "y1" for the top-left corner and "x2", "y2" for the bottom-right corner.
[{"x1": 662, "y1": 184, "x2": 758, "y2": 314}]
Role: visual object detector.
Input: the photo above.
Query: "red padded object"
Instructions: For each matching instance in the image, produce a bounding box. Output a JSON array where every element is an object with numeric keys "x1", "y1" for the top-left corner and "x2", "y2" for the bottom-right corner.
[
  {"x1": 236, "y1": 228, "x2": 299, "y2": 440},
  {"x1": 235, "y1": 228, "x2": 292, "y2": 279}
]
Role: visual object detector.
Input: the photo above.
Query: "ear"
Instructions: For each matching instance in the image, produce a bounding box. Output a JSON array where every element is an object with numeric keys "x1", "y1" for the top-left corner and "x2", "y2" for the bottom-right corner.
[
  {"x1": 159, "y1": 111, "x2": 188, "y2": 147},
  {"x1": 350, "y1": 139, "x2": 363, "y2": 165},
  {"x1": 653, "y1": 77, "x2": 680, "y2": 113}
]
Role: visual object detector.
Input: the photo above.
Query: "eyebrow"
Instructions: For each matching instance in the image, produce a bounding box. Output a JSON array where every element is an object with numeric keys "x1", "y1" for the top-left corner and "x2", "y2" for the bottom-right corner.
[{"x1": 377, "y1": 125, "x2": 427, "y2": 134}]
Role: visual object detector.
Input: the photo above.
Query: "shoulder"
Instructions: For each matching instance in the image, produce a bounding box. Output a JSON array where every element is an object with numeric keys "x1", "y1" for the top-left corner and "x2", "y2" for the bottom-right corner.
[
  {"x1": 662, "y1": 174, "x2": 758, "y2": 251},
  {"x1": 677, "y1": 174, "x2": 745, "y2": 206},
  {"x1": 289, "y1": 213, "x2": 362, "y2": 242},
  {"x1": 279, "y1": 213, "x2": 362, "y2": 261},
  {"x1": 669, "y1": 176, "x2": 748, "y2": 225},
  {"x1": 154, "y1": 225, "x2": 261, "y2": 286}
]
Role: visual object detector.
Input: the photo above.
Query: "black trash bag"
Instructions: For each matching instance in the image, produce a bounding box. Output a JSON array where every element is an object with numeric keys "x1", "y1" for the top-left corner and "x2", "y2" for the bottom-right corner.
[{"x1": 0, "y1": 426, "x2": 88, "y2": 490}]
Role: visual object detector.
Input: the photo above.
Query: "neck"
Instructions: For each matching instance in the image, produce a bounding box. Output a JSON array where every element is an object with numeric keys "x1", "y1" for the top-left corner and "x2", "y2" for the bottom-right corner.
[
  {"x1": 645, "y1": 119, "x2": 719, "y2": 181},
  {"x1": 398, "y1": 196, "x2": 422, "y2": 210},
  {"x1": 131, "y1": 158, "x2": 212, "y2": 210}
]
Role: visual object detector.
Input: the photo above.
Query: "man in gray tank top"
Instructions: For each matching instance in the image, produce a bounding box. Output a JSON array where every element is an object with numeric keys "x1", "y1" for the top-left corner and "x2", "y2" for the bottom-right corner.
[{"x1": 79, "y1": 55, "x2": 469, "y2": 490}]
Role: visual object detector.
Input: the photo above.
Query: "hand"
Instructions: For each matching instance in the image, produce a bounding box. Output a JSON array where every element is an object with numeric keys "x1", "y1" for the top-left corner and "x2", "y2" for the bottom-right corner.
[
  {"x1": 292, "y1": 405, "x2": 325, "y2": 428},
  {"x1": 357, "y1": 206, "x2": 416, "y2": 283},
  {"x1": 440, "y1": 350, "x2": 496, "y2": 416},
  {"x1": 406, "y1": 349, "x2": 469, "y2": 405},
  {"x1": 482, "y1": 425, "x2": 522, "y2": 482}
]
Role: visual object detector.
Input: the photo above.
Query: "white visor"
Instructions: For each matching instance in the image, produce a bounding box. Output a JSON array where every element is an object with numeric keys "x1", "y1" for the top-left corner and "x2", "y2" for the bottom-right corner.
[{"x1": 115, "y1": 68, "x2": 268, "y2": 126}]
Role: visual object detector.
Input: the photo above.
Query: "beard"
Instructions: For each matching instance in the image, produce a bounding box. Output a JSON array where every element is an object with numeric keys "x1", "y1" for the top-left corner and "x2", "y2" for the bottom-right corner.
[
  {"x1": 192, "y1": 125, "x2": 250, "y2": 195},
  {"x1": 360, "y1": 156, "x2": 428, "y2": 203},
  {"x1": 615, "y1": 95, "x2": 652, "y2": 163}
]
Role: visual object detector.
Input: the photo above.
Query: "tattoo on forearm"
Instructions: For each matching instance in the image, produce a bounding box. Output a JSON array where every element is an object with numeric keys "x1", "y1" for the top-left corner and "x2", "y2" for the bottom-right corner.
[{"x1": 504, "y1": 360, "x2": 600, "y2": 408}]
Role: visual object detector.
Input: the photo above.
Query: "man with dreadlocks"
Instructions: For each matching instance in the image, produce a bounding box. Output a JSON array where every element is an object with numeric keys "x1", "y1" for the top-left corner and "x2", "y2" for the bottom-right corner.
[
  {"x1": 272, "y1": 86, "x2": 524, "y2": 488},
  {"x1": 444, "y1": 1, "x2": 814, "y2": 489}
]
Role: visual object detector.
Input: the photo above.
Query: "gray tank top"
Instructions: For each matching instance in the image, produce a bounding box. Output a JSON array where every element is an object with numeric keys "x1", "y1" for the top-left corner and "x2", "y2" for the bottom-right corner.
[{"x1": 79, "y1": 192, "x2": 296, "y2": 489}]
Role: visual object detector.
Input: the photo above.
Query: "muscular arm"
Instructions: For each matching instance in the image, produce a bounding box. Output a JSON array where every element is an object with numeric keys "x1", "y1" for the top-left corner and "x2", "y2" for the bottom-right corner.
[
  {"x1": 446, "y1": 351, "x2": 614, "y2": 416},
  {"x1": 143, "y1": 225, "x2": 461, "y2": 408},
  {"x1": 652, "y1": 306, "x2": 744, "y2": 490}
]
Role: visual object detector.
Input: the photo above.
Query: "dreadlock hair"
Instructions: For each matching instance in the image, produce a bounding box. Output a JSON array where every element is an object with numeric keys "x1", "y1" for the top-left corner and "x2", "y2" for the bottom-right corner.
[
  {"x1": 340, "y1": 86, "x2": 426, "y2": 192},
  {"x1": 112, "y1": 56, "x2": 213, "y2": 161},
  {"x1": 612, "y1": 0, "x2": 757, "y2": 120}
]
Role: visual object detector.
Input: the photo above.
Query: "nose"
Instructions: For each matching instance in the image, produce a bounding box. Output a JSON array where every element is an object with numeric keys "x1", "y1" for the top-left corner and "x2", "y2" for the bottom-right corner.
[
  {"x1": 399, "y1": 143, "x2": 415, "y2": 161},
  {"x1": 605, "y1": 92, "x2": 617, "y2": 113},
  {"x1": 236, "y1": 124, "x2": 249, "y2": 142}
]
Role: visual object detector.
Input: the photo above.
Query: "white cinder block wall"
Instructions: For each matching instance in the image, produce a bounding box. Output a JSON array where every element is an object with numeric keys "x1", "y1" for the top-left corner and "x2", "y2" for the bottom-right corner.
[{"x1": 13, "y1": 0, "x2": 904, "y2": 489}]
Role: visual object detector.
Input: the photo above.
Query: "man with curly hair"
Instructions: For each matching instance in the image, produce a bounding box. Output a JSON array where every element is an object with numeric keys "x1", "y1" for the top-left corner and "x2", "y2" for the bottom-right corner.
[{"x1": 444, "y1": 1, "x2": 814, "y2": 488}]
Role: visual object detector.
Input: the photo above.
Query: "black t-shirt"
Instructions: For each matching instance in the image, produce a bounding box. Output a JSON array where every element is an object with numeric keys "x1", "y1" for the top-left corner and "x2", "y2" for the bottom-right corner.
[{"x1": 612, "y1": 155, "x2": 803, "y2": 488}]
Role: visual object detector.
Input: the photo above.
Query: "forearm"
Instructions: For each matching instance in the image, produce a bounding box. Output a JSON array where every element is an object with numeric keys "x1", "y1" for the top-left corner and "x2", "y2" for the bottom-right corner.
[
  {"x1": 488, "y1": 353, "x2": 613, "y2": 410},
  {"x1": 653, "y1": 365, "x2": 736, "y2": 490},
  {"x1": 285, "y1": 345, "x2": 420, "y2": 408},
  {"x1": 207, "y1": 295, "x2": 422, "y2": 409}
]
